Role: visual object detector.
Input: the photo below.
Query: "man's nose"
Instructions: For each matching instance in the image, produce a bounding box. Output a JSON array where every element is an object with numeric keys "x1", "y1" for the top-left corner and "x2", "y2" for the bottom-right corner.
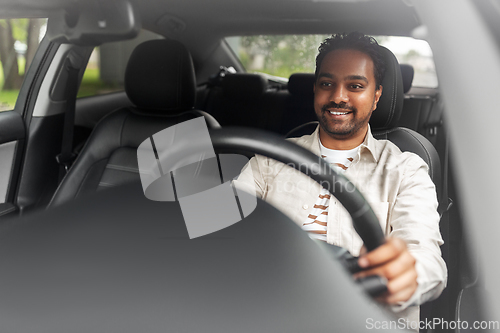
[{"x1": 330, "y1": 85, "x2": 349, "y2": 104}]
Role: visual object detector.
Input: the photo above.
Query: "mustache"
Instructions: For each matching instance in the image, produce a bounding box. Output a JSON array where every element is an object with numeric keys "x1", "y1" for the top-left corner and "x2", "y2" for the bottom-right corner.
[{"x1": 321, "y1": 102, "x2": 355, "y2": 112}]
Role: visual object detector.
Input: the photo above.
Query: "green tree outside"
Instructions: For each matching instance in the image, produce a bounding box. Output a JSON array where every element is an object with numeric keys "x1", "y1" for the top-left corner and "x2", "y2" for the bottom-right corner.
[
  {"x1": 0, "y1": 18, "x2": 46, "y2": 111},
  {"x1": 234, "y1": 35, "x2": 330, "y2": 78}
]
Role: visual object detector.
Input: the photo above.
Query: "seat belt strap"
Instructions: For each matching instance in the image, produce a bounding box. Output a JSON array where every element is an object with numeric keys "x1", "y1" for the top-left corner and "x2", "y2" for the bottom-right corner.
[
  {"x1": 56, "y1": 59, "x2": 79, "y2": 179},
  {"x1": 438, "y1": 127, "x2": 453, "y2": 216},
  {"x1": 424, "y1": 95, "x2": 443, "y2": 147},
  {"x1": 424, "y1": 95, "x2": 452, "y2": 215}
]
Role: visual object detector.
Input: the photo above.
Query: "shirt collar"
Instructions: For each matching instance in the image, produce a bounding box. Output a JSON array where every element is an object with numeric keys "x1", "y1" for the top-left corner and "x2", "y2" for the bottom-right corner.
[
  {"x1": 311, "y1": 124, "x2": 379, "y2": 162},
  {"x1": 360, "y1": 125, "x2": 379, "y2": 162}
]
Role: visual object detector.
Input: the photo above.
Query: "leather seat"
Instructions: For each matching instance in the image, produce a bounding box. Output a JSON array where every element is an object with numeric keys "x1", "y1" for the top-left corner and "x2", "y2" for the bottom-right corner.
[
  {"x1": 400, "y1": 63, "x2": 414, "y2": 94},
  {"x1": 49, "y1": 39, "x2": 219, "y2": 207},
  {"x1": 369, "y1": 47, "x2": 441, "y2": 198},
  {"x1": 281, "y1": 73, "x2": 317, "y2": 136},
  {"x1": 285, "y1": 47, "x2": 442, "y2": 200},
  {"x1": 203, "y1": 73, "x2": 271, "y2": 129}
]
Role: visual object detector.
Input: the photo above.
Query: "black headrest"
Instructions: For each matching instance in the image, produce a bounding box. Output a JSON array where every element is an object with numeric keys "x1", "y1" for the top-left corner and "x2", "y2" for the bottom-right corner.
[
  {"x1": 222, "y1": 74, "x2": 268, "y2": 100},
  {"x1": 125, "y1": 39, "x2": 196, "y2": 113},
  {"x1": 369, "y1": 46, "x2": 404, "y2": 130},
  {"x1": 400, "y1": 64, "x2": 414, "y2": 94},
  {"x1": 288, "y1": 73, "x2": 315, "y2": 96}
]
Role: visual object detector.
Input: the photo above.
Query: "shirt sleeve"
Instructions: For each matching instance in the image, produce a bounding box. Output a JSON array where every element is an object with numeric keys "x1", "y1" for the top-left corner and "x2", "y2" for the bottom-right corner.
[
  {"x1": 232, "y1": 154, "x2": 267, "y2": 199},
  {"x1": 388, "y1": 155, "x2": 448, "y2": 311}
]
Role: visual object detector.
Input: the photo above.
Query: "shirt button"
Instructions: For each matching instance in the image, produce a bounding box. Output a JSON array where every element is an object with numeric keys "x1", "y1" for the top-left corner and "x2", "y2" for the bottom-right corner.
[{"x1": 302, "y1": 204, "x2": 309, "y2": 210}]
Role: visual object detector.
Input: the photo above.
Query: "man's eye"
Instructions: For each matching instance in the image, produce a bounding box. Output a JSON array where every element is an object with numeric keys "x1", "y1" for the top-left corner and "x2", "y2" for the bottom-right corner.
[
  {"x1": 320, "y1": 82, "x2": 332, "y2": 87},
  {"x1": 350, "y1": 84, "x2": 363, "y2": 89}
]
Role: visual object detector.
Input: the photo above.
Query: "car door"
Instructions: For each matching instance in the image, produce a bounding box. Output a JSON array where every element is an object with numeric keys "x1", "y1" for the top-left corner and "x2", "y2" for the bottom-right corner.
[
  {"x1": 0, "y1": 16, "x2": 94, "y2": 218},
  {"x1": 0, "y1": 17, "x2": 52, "y2": 218}
]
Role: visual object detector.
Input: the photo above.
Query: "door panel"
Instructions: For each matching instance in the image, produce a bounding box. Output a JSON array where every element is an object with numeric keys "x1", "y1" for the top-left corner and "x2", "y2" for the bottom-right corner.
[
  {"x1": 0, "y1": 141, "x2": 18, "y2": 203},
  {"x1": 0, "y1": 111, "x2": 25, "y2": 213}
]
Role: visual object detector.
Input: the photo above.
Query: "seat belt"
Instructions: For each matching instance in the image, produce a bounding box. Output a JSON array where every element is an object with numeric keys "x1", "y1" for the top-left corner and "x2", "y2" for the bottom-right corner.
[
  {"x1": 438, "y1": 126, "x2": 453, "y2": 217},
  {"x1": 424, "y1": 95, "x2": 443, "y2": 147},
  {"x1": 56, "y1": 58, "x2": 80, "y2": 180},
  {"x1": 423, "y1": 95, "x2": 452, "y2": 216}
]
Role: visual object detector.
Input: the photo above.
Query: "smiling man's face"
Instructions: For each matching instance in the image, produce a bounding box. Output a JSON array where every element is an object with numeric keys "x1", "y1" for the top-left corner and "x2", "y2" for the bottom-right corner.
[{"x1": 314, "y1": 48, "x2": 382, "y2": 150}]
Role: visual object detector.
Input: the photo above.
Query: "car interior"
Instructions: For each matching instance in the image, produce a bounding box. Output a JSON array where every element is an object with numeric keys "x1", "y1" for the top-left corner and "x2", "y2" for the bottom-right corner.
[{"x1": 0, "y1": 0, "x2": 496, "y2": 331}]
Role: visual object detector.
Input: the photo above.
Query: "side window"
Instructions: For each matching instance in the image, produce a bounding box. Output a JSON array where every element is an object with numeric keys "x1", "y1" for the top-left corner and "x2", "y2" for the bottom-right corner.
[
  {"x1": 0, "y1": 18, "x2": 47, "y2": 112},
  {"x1": 78, "y1": 30, "x2": 164, "y2": 98},
  {"x1": 375, "y1": 36, "x2": 438, "y2": 88}
]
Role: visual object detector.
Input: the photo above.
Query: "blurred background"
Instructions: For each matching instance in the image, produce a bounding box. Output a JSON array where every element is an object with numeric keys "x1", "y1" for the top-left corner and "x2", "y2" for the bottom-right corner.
[{"x1": 0, "y1": 21, "x2": 437, "y2": 111}]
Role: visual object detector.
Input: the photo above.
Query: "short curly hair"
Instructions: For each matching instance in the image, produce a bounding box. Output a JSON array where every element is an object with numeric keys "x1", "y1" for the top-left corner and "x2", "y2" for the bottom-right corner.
[{"x1": 315, "y1": 32, "x2": 386, "y2": 89}]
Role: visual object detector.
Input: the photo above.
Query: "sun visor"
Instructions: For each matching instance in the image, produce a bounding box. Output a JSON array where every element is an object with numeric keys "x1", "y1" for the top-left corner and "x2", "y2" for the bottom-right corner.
[{"x1": 47, "y1": 0, "x2": 141, "y2": 46}]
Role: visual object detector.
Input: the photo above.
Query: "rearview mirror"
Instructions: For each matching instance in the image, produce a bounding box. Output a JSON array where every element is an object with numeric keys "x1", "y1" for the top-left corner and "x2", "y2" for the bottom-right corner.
[{"x1": 48, "y1": 0, "x2": 141, "y2": 46}]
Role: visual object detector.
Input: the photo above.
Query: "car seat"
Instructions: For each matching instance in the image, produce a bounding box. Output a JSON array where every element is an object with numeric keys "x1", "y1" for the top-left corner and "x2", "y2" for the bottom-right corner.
[
  {"x1": 49, "y1": 39, "x2": 219, "y2": 207},
  {"x1": 400, "y1": 63, "x2": 414, "y2": 94},
  {"x1": 202, "y1": 73, "x2": 271, "y2": 128}
]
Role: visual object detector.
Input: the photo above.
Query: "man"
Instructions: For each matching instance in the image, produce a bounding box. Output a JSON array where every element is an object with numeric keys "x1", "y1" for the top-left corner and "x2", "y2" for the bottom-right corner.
[{"x1": 235, "y1": 32, "x2": 447, "y2": 323}]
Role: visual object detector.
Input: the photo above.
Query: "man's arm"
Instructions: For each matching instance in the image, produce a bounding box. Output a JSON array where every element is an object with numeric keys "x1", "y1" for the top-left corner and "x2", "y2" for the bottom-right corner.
[
  {"x1": 233, "y1": 154, "x2": 267, "y2": 199},
  {"x1": 355, "y1": 156, "x2": 447, "y2": 308}
]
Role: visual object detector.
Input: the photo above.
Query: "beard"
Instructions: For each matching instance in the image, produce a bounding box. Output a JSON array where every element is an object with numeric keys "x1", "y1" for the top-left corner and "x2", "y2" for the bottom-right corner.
[{"x1": 316, "y1": 101, "x2": 372, "y2": 138}]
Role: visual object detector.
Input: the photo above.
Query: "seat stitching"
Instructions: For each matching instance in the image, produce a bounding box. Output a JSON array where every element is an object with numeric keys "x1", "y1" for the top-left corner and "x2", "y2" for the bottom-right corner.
[
  {"x1": 119, "y1": 109, "x2": 130, "y2": 146},
  {"x1": 387, "y1": 59, "x2": 398, "y2": 128},
  {"x1": 98, "y1": 181, "x2": 116, "y2": 188},
  {"x1": 106, "y1": 164, "x2": 139, "y2": 173},
  {"x1": 177, "y1": 54, "x2": 182, "y2": 108}
]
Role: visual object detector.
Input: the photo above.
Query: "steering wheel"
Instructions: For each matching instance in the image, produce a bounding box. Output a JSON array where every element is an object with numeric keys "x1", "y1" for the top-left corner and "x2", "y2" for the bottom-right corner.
[
  {"x1": 209, "y1": 127, "x2": 389, "y2": 296},
  {"x1": 209, "y1": 127, "x2": 386, "y2": 252}
]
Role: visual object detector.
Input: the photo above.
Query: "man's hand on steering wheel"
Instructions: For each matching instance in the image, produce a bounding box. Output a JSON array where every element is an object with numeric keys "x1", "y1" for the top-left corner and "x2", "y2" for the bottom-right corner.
[{"x1": 354, "y1": 238, "x2": 418, "y2": 305}]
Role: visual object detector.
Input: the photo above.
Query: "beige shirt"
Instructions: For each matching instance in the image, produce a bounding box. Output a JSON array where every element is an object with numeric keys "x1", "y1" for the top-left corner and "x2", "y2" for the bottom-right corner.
[{"x1": 234, "y1": 126, "x2": 447, "y2": 321}]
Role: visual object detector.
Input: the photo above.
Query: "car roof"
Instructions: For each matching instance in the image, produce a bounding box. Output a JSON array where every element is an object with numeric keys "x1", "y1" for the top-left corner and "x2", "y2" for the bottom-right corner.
[
  {"x1": 137, "y1": 0, "x2": 419, "y2": 36},
  {"x1": 0, "y1": 0, "x2": 420, "y2": 37},
  {"x1": 138, "y1": 0, "x2": 421, "y2": 64}
]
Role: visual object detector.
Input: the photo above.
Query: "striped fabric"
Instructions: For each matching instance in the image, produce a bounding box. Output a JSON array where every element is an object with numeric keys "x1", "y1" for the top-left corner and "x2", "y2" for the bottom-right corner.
[{"x1": 301, "y1": 141, "x2": 359, "y2": 242}]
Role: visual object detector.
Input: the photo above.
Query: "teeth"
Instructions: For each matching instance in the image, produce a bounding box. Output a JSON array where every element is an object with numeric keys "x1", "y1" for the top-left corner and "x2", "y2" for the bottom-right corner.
[{"x1": 329, "y1": 111, "x2": 349, "y2": 115}]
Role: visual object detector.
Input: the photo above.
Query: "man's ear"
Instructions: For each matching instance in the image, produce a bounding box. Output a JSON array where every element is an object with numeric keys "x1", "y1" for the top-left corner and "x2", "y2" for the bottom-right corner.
[
  {"x1": 373, "y1": 85, "x2": 383, "y2": 110},
  {"x1": 313, "y1": 83, "x2": 316, "y2": 94}
]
